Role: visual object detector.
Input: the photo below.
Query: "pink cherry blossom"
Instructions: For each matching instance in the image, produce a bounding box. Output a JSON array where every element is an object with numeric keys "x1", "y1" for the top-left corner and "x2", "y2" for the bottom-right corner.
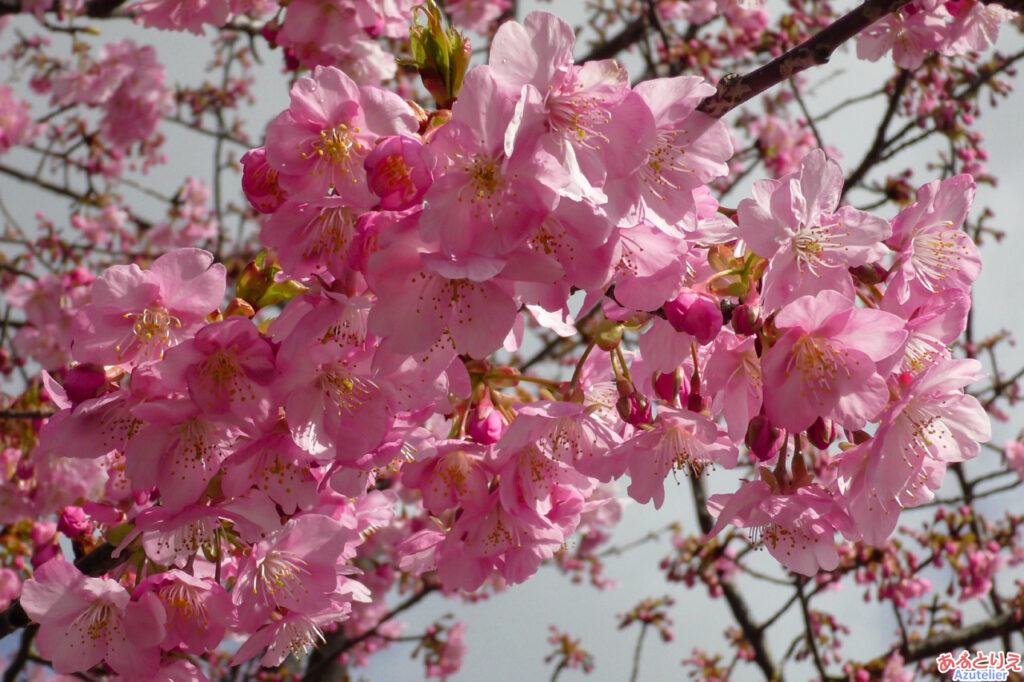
[
  {"x1": 605, "y1": 75, "x2": 732, "y2": 236},
  {"x1": 856, "y1": 2, "x2": 948, "y2": 69},
  {"x1": 21, "y1": 560, "x2": 166, "y2": 676},
  {"x1": 233, "y1": 514, "x2": 366, "y2": 626},
  {"x1": 152, "y1": 316, "x2": 276, "y2": 429},
  {"x1": 264, "y1": 66, "x2": 416, "y2": 204},
  {"x1": 125, "y1": 398, "x2": 240, "y2": 511},
  {"x1": 446, "y1": 0, "x2": 511, "y2": 33},
  {"x1": 704, "y1": 330, "x2": 763, "y2": 441},
  {"x1": 0, "y1": 84, "x2": 39, "y2": 153},
  {"x1": 71, "y1": 248, "x2": 226, "y2": 369},
  {"x1": 761, "y1": 290, "x2": 907, "y2": 433},
  {"x1": 364, "y1": 134, "x2": 433, "y2": 210},
  {"x1": 707, "y1": 475, "x2": 855, "y2": 575},
  {"x1": 134, "y1": 570, "x2": 231, "y2": 654},
  {"x1": 868, "y1": 359, "x2": 990, "y2": 505},
  {"x1": 614, "y1": 407, "x2": 737, "y2": 509},
  {"x1": 133, "y1": 0, "x2": 231, "y2": 35},
  {"x1": 419, "y1": 66, "x2": 558, "y2": 265},
  {"x1": 738, "y1": 149, "x2": 890, "y2": 310},
  {"x1": 885, "y1": 174, "x2": 980, "y2": 306},
  {"x1": 401, "y1": 440, "x2": 491, "y2": 516},
  {"x1": 492, "y1": 12, "x2": 649, "y2": 203},
  {"x1": 366, "y1": 213, "x2": 518, "y2": 359}
]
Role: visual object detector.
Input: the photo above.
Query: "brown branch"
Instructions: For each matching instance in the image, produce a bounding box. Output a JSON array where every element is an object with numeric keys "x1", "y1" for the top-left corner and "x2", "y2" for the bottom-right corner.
[
  {"x1": 0, "y1": 0, "x2": 128, "y2": 17},
  {"x1": 698, "y1": 0, "x2": 914, "y2": 118},
  {"x1": 301, "y1": 582, "x2": 438, "y2": 682},
  {"x1": 899, "y1": 612, "x2": 1023, "y2": 663},
  {"x1": 0, "y1": 409, "x2": 56, "y2": 419},
  {"x1": 689, "y1": 475, "x2": 782, "y2": 681},
  {"x1": 3, "y1": 625, "x2": 38, "y2": 682},
  {"x1": 581, "y1": 16, "x2": 648, "y2": 63},
  {"x1": 842, "y1": 69, "x2": 912, "y2": 197}
]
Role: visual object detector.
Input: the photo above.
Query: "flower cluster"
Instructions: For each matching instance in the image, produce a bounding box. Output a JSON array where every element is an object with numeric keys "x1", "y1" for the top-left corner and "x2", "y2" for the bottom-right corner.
[{"x1": 1, "y1": 6, "x2": 1003, "y2": 680}]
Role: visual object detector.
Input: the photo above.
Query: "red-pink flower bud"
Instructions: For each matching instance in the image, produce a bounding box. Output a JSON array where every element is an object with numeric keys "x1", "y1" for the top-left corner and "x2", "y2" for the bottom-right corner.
[
  {"x1": 745, "y1": 415, "x2": 784, "y2": 462},
  {"x1": 664, "y1": 290, "x2": 723, "y2": 345},
  {"x1": 653, "y1": 371, "x2": 682, "y2": 403},
  {"x1": 58, "y1": 506, "x2": 91, "y2": 538},
  {"x1": 63, "y1": 363, "x2": 106, "y2": 406},
  {"x1": 467, "y1": 395, "x2": 505, "y2": 444},
  {"x1": 807, "y1": 416, "x2": 838, "y2": 450},
  {"x1": 240, "y1": 146, "x2": 286, "y2": 214},
  {"x1": 30, "y1": 543, "x2": 58, "y2": 569},
  {"x1": 730, "y1": 303, "x2": 761, "y2": 336},
  {"x1": 616, "y1": 392, "x2": 652, "y2": 426}
]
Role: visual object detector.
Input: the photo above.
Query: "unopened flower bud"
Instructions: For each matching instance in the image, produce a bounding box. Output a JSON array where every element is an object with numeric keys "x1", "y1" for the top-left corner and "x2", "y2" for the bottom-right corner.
[
  {"x1": 745, "y1": 415, "x2": 784, "y2": 462},
  {"x1": 58, "y1": 506, "x2": 91, "y2": 538},
  {"x1": 686, "y1": 392, "x2": 707, "y2": 413},
  {"x1": 64, "y1": 363, "x2": 106, "y2": 406},
  {"x1": 224, "y1": 297, "x2": 256, "y2": 319},
  {"x1": 731, "y1": 303, "x2": 761, "y2": 336},
  {"x1": 407, "y1": 2, "x2": 472, "y2": 109},
  {"x1": 653, "y1": 371, "x2": 682, "y2": 403},
  {"x1": 807, "y1": 416, "x2": 838, "y2": 450},
  {"x1": 490, "y1": 366, "x2": 520, "y2": 388},
  {"x1": 30, "y1": 543, "x2": 58, "y2": 569},
  {"x1": 240, "y1": 146, "x2": 286, "y2": 214},
  {"x1": 31, "y1": 521, "x2": 56, "y2": 546},
  {"x1": 616, "y1": 392, "x2": 652, "y2": 426},
  {"x1": 664, "y1": 290, "x2": 723, "y2": 345},
  {"x1": 467, "y1": 395, "x2": 505, "y2": 444},
  {"x1": 850, "y1": 263, "x2": 887, "y2": 285}
]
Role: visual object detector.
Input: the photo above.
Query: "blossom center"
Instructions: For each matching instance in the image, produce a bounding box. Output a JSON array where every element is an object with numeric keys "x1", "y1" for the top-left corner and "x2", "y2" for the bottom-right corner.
[
  {"x1": 257, "y1": 550, "x2": 312, "y2": 607},
  {"x1": 116, "y1": 305, "x2": 182, "y2": 360},
  {"x1": 305, "y1": 124, "x2": 363, "y2": 172}
]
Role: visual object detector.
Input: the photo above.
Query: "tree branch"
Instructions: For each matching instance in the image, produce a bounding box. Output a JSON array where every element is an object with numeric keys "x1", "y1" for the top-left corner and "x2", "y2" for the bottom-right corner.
[
  {"x1": 689, "y1": 475, "x2": 782, "y2": 681},
  {"x1": 900, "y1": 612, "x2": 1023, "y2": 663},
  {"x1": 698, "y1": 0, "x2": 914, "y2": 118},
  {"x1": 301, "y1": 582, "x2": 438, "y2": 682}
]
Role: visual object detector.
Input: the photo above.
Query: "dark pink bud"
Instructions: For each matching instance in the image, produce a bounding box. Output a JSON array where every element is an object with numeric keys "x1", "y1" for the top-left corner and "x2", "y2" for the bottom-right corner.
[
  {"x1": 58, "y1": 506, "x2": 91, "y2": 538},
  {"x1": 807, "y1": 416, "x2": 837, "y2": 450},
  {"x1": 467, "y1": 398, "x2": 505, "y2": 445},
  {"x1": 653, "y1": 371, "x2": 682, "y2": 402},
  {"x1": 14, "y1": 460, "x2": 33, "y2": 481},
  {"x1": 260, "y1": 22, "x2": 279, "y2": 45},
  {"x1": 67, "y1": 266, "x2": 94, "y2": 286},
  {"x1": 745, "y1": 415, "x2": 784, "y2": 462},
  {"x1": 64, "y1": 363, "x2": 106, "y2": 406},
  {"x1": 241, "y1": 146, "x2": 287, "y2": 214},
  {"x1": 616, "y1": 392, "x2": 652, "y2": 426},
  {"x1": 364, "y1": 135, "x2": 432, "y2": 210},
  {"x1": 730, "y1": 303, "x2": 761, "y2": 336},
  {"x1": 30, "y1": 543, "x2": 58, "y2": 569},
  {"x1": 664, "y1": 290, "x2": 723, "y2": 345},
  {"x1": 30, "y1": 521, "x2": 56, "y2": 546}
]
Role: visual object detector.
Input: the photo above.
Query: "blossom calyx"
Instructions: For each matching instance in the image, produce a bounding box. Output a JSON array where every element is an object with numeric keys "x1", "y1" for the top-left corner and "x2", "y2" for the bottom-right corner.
[
  {"x1": 594, "y1": 319, "x2": 624, "y2": 351},
  {"x1": 236, "y1": 251, "x2": 308, "y2": 310}
]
